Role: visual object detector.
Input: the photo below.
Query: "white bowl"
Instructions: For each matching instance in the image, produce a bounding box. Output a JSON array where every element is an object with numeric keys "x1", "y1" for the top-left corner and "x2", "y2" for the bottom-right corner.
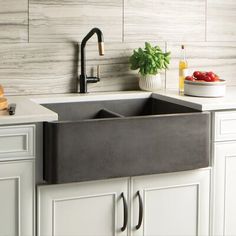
[{"x1": 184, "y1": 79, "x2": 226, "y2": 97}]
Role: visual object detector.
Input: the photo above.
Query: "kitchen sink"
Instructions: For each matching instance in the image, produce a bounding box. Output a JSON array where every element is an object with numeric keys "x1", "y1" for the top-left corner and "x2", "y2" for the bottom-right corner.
[{"x1": 43, "y1": 96, "x2": 210, "y2": 184}]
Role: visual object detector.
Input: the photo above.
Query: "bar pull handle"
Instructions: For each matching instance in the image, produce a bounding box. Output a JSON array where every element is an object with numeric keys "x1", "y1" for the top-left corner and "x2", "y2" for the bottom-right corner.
[
  {"x1": 121, "y1": 192, "x2": 128, "y2": 232},
  {"x1": 136, "y1": 191, "x2": 143, "y2": 230}
]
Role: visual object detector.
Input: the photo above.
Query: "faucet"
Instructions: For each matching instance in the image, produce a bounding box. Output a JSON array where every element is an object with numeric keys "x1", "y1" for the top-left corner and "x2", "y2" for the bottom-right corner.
[{"x1": 79, "y1": 28, "x2": 104, "y2": 93}]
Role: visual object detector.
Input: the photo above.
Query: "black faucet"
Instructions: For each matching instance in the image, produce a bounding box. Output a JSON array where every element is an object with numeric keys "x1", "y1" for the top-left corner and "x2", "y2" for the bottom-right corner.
[{"x1": 79, "y1": 28, "x2": 104, "y2": 93}]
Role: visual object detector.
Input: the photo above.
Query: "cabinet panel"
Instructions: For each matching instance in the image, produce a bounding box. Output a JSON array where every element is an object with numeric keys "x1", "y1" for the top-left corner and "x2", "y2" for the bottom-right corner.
[
  {"x1": 213, "y1": 142, "x2": 236, "y2": 236},
  {"x1": 0, "y1": 125, "x2": 35, "y2": 161},
  {"x1": 54, "y1": 194, "x2": 115, "y2": 236},
  {"x1": 214, "y1": 111, "x2": 236, "y2": 141},
  {"x1": 144, "y1": 185, "x2": 198, "y2": 236},
  {"x1": 0, "y1": 177, "x2": 19, "y2": 236},
  {"x1": 132, "y1": 169, "x2": 210, "y2": 236},
  {"x1": 38, "y1": 178, "x2": 128, "y2": 236},
  {"x1": 0, "y1": 160, "x2": 34, "y2": 236}
]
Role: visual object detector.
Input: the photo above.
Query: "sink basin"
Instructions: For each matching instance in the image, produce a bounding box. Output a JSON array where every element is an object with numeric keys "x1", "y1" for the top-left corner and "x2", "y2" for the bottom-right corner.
[{"x1": 43, "y1": 96, "x2": 210, "y2": 184}]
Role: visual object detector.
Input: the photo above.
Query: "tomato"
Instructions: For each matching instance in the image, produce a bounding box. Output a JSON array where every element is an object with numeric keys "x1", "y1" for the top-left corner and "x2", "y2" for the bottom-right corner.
[
  {"x1": 193, "y1": 70, "x2": 220, "y2": 82},
  {"x1": 193, "y1": 71, "x2": 202, "y2": 79},
  {"x1": 205, "y1": 72, "x2": 220, "y2": 82},
  {"x1": 203, "y1": 75, "x2": 213, "y2": 82},
  {"x1": 206, "y1": 72, "x2": 215, "y2": 80},
  {"x1": 185, "y1": 76, "x2": 196, "y2": 81},
  {"x1": 193, "y1": 71, "x2": 206, "y2": 80}
]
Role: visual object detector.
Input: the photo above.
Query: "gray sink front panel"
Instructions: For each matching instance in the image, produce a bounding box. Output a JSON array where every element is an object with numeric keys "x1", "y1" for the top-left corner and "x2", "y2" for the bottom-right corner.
[{"x1": 44, "y1": 112, "x2": 210, "y2": 184}]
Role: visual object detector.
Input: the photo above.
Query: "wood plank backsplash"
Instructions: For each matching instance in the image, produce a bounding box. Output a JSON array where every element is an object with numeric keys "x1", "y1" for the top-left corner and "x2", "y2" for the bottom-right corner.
[
  {"x1": 124, "y1": 0, "x2": 206, "y2": 42},
  {"x1": 0, "y1": 0, "x2": 235, "y2": 95},
  {"x1": 0, "y1": 0, "x2": 28, "y2": 42},
  {"x1": 0, "y1": 43, "x2": 77, "y2": 95},
  {"x1": 29, "y1": 0, "x2": 123, "y2": 43}
]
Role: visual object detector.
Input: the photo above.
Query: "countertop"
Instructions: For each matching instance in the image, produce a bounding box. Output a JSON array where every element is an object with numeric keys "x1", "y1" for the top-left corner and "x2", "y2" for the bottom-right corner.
[
  {"x1": 1, "y1": 86, "x2": 236, "y2": 125},
  {"x1": 0, "y1": 96, "x2": 58, "y2": 125},
  {"x1": 153, "y1": 86, "x2": 236, "y2": 111}
]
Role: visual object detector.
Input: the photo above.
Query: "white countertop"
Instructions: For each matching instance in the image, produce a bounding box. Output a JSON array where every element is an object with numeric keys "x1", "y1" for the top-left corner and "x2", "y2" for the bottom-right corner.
[
  {"x1": 1, "y1": 87, "x2": 236, "y2": 125},
  {"x1": 0, "y1": 96, "x2": 58, "y2": 125},
  {"x1": 153, "y1": 86, "x2": 236, "y2": 111},
  {"x1": 0, "y1": 91, "x2": 151, "y2": 125}
]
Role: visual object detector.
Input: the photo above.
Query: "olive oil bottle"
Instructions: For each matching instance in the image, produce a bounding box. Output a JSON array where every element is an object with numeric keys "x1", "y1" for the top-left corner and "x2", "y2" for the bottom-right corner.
[{"x1": 179, "y1": 45, "x2": 188, "y2": 93}]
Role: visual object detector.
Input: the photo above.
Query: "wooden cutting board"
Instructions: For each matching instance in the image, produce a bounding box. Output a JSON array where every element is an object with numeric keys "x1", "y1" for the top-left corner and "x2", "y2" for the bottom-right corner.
[
  {"x1": 0, "y1": 85, "x2": 4, "y2": 97},
  {"x1": 0, "y1": 97, "x2": 8, "y2": 110}
]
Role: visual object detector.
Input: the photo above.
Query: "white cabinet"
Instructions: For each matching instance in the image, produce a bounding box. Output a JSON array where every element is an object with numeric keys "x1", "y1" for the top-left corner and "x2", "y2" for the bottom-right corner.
[
  {"x1": 38, "y1": 178, "x2": 129, "y2": 236},
  {"x1": 0, "y1": 160, "x2": 34, "y2": 236},
  {"x1": 213, "y1": 141, "x2": 236, "y2": 236},
  {"x1": 38, "y1": 169, "x2": 210, "y2": 236},
  {"x1": 131, "y1": 169, "x2": 210, "y2": 236},
  {"x1": 212, "y1": 110, "x2": 236, "y2": 236},
  {"x1": 0, "y1": 124, "x2": 35, "y2": 236}
]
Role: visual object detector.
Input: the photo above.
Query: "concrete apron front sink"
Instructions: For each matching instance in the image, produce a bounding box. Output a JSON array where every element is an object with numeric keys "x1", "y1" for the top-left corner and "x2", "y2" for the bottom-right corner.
[{"x1": 43, "y1": 96, "x2": 210, "y2": 184}]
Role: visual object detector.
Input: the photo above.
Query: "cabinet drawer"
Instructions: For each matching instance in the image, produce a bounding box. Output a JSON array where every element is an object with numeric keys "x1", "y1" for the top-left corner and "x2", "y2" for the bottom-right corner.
[
  {"x1": 214, "y1": 111, "x2": 236, "y2": 141},
  {"x1": 0, "y1": 125, "x2": 35, "y2": 160}
]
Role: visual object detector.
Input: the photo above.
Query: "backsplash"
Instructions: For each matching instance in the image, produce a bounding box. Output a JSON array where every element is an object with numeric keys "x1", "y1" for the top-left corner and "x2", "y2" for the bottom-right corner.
[{"x1": 0, "y1": 0, "x2": 235, "y2": 95}]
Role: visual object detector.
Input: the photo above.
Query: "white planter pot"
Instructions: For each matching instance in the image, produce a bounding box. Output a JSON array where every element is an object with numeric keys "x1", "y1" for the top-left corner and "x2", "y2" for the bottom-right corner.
[{"x1": 139, "y1": 74, "x2": 162, "y2": 91}]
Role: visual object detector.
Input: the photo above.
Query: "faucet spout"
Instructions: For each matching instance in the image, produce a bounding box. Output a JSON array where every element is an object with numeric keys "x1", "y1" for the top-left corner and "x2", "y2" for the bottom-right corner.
[{"x1": 79, "y1": 28, "x2": 104, "y2": 93}]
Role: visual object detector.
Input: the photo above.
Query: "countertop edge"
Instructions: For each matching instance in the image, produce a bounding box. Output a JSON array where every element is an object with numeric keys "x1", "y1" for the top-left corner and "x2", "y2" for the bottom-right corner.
[{"x1": 1, "y1": 88, "x2": 236, "y2": 125}]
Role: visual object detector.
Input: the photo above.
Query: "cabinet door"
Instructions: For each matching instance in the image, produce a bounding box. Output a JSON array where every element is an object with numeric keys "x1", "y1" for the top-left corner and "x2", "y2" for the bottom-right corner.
[
  {"x1": 38, "y1": 178, "x2": 129, "y2": 236},
  {"x1": 131, "y1": 169, "x2": 210, "y2": 236},
  {"x1": 213, "y1": 142, "x2": 236, "y2": 236},
  {"x1": 0, "y1": 160, "x2": 35, "y2": 236}
]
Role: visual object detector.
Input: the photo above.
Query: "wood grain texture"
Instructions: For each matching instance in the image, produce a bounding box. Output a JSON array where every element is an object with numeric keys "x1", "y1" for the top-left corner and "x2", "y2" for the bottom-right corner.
[
  {"x1": 29, "y1": 0, "x2": 123, "y2": 42},
  {"x1": 0, "y1": 42, "x2": 165, "y2": 95},
  {"x1": 0, "y1": 43, "x2": 78, "y2": 95},
  {"x1": 165, "y1": 42, "x2": 236, "y2": 89},
  {"x1": 207, "y1": 0, "x2": 236, "y2": 41},
  {"x1": 124, "y1": 0, "x2": 206, "y2": 42},
  {"x1": 0, "y1": 0, "x2": 28, "y2": 42},
  {"x1": 78, "y1": 42, "x2": 166, "y2": 92}
]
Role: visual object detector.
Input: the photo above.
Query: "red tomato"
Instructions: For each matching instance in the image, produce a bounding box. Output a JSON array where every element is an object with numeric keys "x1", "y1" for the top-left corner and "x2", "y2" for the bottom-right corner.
[
  {"x1": 206, "y1": 72, "x2": 220, "y2": 82},
  {"x1": 193, "y1": 71, "x2": 202, "y2": 79},
  {"x1": 203, "y1": 75, "x2": 213, "y2": 82},
  {"x1": 193, "y1": 71, "x2": 206, "y2": 80},
  {"x1": 206, "y1": 72, "x2": 216, "y2": 80},
  {"x1": 185, "y1": 76, "x2": 196, "y2": 81}
]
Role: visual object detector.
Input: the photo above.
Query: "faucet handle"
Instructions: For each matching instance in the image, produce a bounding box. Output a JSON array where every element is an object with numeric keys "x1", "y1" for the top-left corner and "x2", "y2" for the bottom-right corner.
[{"x1": 97, "y1": 65, "x2": 100, "y2": 78}]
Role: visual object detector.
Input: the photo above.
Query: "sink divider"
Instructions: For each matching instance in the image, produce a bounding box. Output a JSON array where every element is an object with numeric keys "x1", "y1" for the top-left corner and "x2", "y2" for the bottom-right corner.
[{"x1": 96, "y1": 108, "x2": 124, "y2": 119}]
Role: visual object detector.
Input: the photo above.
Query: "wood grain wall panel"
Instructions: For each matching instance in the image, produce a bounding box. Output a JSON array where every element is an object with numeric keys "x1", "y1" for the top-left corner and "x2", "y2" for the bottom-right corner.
[
  {"x1": 0, "y1": 0, "x2": 28, "y2": 42},
  {"x1": 29, "y1": 0, "x2": 123, "y2": 43},
  {"x1": 78, "y1": 42, "x2": 166, "y2": 92},
  {"x1": 0, "y1": 43, "x2": 78, "y2": 95},
  {"x1": 207, "y1": 0, "x2": 236, "y2": 41},
  {"x1": 165, "y1": 42, "x2": 236, "y2": 89},
  {"x1": 124, "y1": 0, "x2": 206, "y2": 42},
  {"x1": 0, "y1": 42, "x2": 165, "y2": 95}
]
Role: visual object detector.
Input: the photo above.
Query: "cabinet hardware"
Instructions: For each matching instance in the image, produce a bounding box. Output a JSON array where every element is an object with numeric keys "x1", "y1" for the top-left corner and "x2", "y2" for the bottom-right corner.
[
  {"x1": 136, "y1": 191, "x2": 143, "y2": 230},
  {"x1": 121, "y1": 192, "x2": 128, "y2": 231}
]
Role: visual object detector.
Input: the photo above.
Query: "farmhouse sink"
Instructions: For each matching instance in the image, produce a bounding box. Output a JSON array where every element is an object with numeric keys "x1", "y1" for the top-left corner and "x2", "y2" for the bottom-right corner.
[{"x1": 43, "y1": 96, "x2": 210, "y2": 184}]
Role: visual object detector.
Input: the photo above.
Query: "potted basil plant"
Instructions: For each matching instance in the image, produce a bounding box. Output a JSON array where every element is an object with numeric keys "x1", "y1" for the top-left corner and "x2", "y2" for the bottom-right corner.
[{"x1": 130, "y1": 42, "x2": 171, "y2": 91}]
